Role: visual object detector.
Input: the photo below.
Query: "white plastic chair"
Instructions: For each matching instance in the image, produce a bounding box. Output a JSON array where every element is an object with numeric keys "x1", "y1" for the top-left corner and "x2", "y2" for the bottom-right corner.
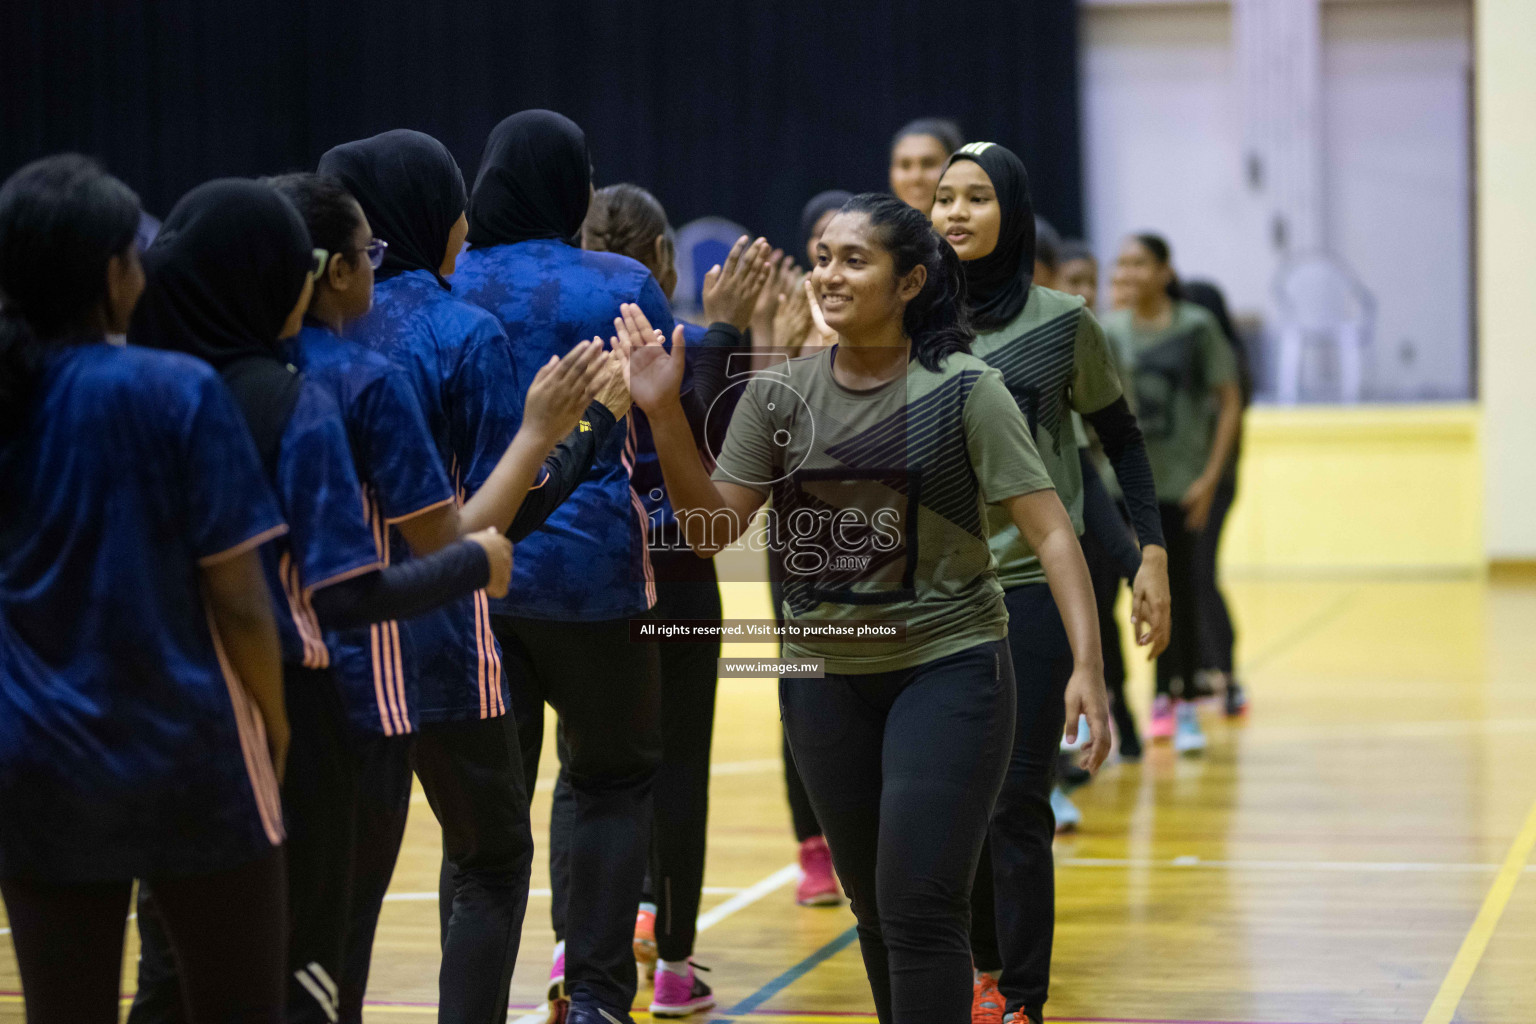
[
  {"x1": 1272, "y1": 253, "x2": 1375, "y2": 404},
  {"x1": 673, "y1": 216, "x2": 750, "y2": 316}
]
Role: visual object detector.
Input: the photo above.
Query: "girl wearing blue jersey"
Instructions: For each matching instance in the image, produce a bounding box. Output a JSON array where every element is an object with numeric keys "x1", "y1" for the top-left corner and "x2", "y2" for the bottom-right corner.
[
  {"x1": 0, "y1": 156, "x2": 288, "y2": 1023},
  {"x1": 272, "y1": 169, "x2": 609, "y2": 1024},
  {"x1": 125, "y1": 179, "x2": 514, "y2": 1024},
  {"x1": 572, "y1": 183, "x2": 770, "y2": 1015},
  {"x1": 622, "y1": 195, "x2": 1105, "y2": 1024},
  {"x1": 317, "y1": 128, "x2": 634, "y2": 1024},
  {"x1": 450, "y1": 109, "x2": 692, "y2": 1024}
]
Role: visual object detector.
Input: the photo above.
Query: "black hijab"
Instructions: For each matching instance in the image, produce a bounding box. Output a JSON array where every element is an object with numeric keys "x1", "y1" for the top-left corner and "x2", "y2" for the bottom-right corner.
[
  {"x1": 799, "y1": 190, "x2": 854, "y2": 257},
  {"x1": 319, "y1": 129, "x2": 466, "y2": 290},
  {"x1": 942, "y1": 141, "x2": 1035, "y2": 331},
  {"x1": 130, "y1": 178, "x2": 312, "y2": 471},
  {"x1": 466, "y1": 110, "x2": 591, "y2": 249}
]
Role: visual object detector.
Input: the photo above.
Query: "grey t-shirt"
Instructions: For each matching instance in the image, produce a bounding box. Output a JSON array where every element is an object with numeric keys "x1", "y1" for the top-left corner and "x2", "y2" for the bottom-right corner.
[{"x1": 711, "y1": 345, "x2": 1053, "y2": 673}]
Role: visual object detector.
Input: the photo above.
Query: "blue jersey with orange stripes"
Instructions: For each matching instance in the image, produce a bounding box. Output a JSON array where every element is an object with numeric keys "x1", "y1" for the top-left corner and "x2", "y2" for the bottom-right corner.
[
  {"x1": 453, "y1": 240, "x2": 675, "y2": 621},
  {"x1": 257, "y1": 380, "x2": 382, "y2": 672},
  {"x1": 0, "y1": 345, "x2": 286, "y2": 880},
  {"x1": 290, "y1": 323, "x2": 456, "y2": 737},
  {"x1": 346, "y1": 270, "x2": 514, "y2": 723}
]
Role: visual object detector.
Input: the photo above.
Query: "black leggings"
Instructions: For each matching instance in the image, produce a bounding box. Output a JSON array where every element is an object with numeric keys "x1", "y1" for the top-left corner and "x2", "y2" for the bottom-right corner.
[
  {"x1": 782, "y1": 640, "x2": 1015, "y2": 1024},
  {"x1": 1156, "y1": 504, "x2": 1200, "y2": 697},
  {"x1": 968, "y1": 584, "x2": 1074, "y2": 1017},
  {"x1": 1195, "y1": 472, "x2": 1238, "y2": 674},
  {"x1": 338, "y1": 736, "x2": 414, "y2": 1024},
  {"x1": 3, "y1": 848, "x2": 286, "y2": 1024},
  {"x1": 771, "y1": 574, "x2": 823, "y2": 843},
  {"x1": 336, "y1": 713, "x2": 533, "y2": 1024},
  {"x1": 133, "y1": 665, "x2": 355, "y2": 1024},
  {"x1": 494, "y1": 613, "x2": 661, "y2": 1009},
  {"x1": 551, "y1": 553, "x2": 720, "y2": 963}
]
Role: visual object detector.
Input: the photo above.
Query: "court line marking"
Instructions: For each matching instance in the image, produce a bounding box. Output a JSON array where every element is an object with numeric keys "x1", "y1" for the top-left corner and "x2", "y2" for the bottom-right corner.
[
  {"x1": 381, "y1": 885, "x2": 745, "y2": 903},
  {"x1": 1061, "y1": 856, "x2": 1536, "y2": 874},
  {"x1": 1237, "y1": 589, "x2": 1357, "y2": 676},
  {"x1": 724, "y1": 924, "x2": 861, "y2": 1016},
  {"x1": 1420, "y1": 793, "x2": 1536, "y2": 1024},
  {"x1": 508, "y1": 862, "x2": 799, "y2": 1024}
]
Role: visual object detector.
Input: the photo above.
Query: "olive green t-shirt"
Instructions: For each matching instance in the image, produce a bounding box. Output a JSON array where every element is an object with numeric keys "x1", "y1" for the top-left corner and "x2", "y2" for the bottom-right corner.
[
  {"x1": 971, "y1": 286, "x2": 1124, "y2": 589},
  {"x1": 711, "y1": 346, "x2": 1054, "y2": 674},
  {"x1": 1102, "y1": 300, "x2": 1236, "y2": 502}
]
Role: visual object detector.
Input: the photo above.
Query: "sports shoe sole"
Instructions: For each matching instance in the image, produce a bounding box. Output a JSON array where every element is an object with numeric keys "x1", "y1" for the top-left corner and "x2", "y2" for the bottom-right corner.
[
  {"x1": 797, "y1": 889, "x2": 841, "y2": 906},
  {"x1": 650, "y1": 995, "x2": 717, "y2": 1018}
]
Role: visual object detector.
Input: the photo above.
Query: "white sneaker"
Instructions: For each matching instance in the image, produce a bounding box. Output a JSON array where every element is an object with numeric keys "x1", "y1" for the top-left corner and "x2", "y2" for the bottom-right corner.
[{"x1": 1174, "y1": 702, "x2": 1207, "y2": 755}]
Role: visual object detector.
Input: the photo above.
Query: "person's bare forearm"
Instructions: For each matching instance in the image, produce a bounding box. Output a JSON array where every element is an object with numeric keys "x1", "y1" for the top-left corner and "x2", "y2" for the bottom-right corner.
[
  {"x1": 459, "y1": 428, "x2": 555, "y2": 534},
  {"x1": 1202, "y1": 385, "x2": 1242, "y2": 483},
  {"x1": 1008, "y1": 492, "x2": 1103, "y2": 673},
  {"x1": 202, "y1": 554, "x2": 286, "y2": 760},
  {"x1": 1036, "y1": 523, "x2": 1104, "y2": 673},
  {"x1": 648, "y1": 400, "x2": 746, "y2": 556}
]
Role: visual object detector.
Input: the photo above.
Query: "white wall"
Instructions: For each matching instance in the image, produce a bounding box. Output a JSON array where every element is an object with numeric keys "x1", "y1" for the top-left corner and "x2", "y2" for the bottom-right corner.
[
  {"x1": 1478, "y1": 0, "x2": 1536, "y2": 560},
  {"x1": 1080, "y1": 0, "x2": 1473, "y2": 402},
  {"x1": 1322, "y1": 1, "x2": 1472, "y2": 400}
]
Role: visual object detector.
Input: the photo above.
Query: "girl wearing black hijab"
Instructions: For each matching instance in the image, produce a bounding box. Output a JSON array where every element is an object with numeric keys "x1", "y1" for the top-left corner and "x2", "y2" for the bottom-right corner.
[
  {"x1": 1, "y1": 156, "x2": 288, "y2": 1024},
  {"x1": 452, "y1": 109, "x2": 678, "y2": 1024},
  {"x1": 931, "y1": 143, "x2": 1169, "y2": 1024},
  {"x1": 318, "y1": 128, "x2": 628, "y2": 1024},
  {"x1": 125, "y1": 179, "x2": 512, "y2": 1024}
]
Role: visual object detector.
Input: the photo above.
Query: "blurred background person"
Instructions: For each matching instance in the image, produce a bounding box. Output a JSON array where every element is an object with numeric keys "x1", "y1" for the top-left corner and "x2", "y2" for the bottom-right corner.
[
  {"x1": 1178, "y1": 279, "x2": 1251, "y2": 717},
  {"x1": 888, "y1": 118, "x2": 963, "y2": 215},
  {"x1": 1102, "y1": 234, "x2": 1241, "y2": 755}
]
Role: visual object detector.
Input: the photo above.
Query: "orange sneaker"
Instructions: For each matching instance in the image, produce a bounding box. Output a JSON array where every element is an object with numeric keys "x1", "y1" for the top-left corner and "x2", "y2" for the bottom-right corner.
[
  {"x1": 972, "y1": 970, "x2": 1004, "y2": 1024},
  {"x1": 1005, "y1": 1009, "x2": 1042, "y2": 1024},
  {"x1": 634, "y1": 905, "x2": 658, "y2": 982}
]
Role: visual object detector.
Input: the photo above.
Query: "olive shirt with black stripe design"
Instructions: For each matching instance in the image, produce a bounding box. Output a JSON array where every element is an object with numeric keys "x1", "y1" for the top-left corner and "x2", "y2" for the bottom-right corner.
[
  {"x1": 1101, "y1": 300, "x2": 1237, "y2": 503},
  {"x1": 973, "y1": 285, "x2": 1126, "y2": 589},
  {"x1": 711, "y1": 346, "x2": 1053, "y2": 674}
]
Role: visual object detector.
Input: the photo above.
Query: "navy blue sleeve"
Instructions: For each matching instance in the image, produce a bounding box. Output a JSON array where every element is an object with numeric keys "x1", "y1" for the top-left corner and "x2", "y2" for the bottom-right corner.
[
  {"x1": 279, "y1": 385, "x2": 382, "y2": 592},
  {"x1": 448, "y1": 321, "x2": 522, "y2": 497},
  {"x1": 182, "y1": 370, "x2": 288, "y2": 564},
  {"x1": 356, "y1": 366, "x2": 455, "y2": 522}
]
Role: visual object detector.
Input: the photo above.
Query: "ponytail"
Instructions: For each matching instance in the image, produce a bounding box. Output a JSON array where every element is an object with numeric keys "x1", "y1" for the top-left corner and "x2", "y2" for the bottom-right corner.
[
  {"x1": 0, "y1": 154, "x2": 141, "y2": 435},
  {"x1": 838, "y1": 192, "x2": 973, "y2": 371}
]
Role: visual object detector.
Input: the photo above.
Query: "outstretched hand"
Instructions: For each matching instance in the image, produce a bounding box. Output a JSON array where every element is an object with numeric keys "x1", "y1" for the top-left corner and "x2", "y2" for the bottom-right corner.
[
  {"x1": 802, "y1": 276, "x2": 838, "y2": 350},
  {"x1": 614, "y1": 302, "x2": 685, "y2": 415},
  {"x1": 702, "y1": 235, "x2": 775, "y2": 330},
  {"x1": 522, "y1": 339, "x2": 606, "y2": 447}
]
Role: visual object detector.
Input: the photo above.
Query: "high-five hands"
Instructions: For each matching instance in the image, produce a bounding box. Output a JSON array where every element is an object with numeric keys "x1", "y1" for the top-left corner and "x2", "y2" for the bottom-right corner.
[
  {"x1": 702, "y1": 235, "x2": 775, "y2": 331},
  {"x1": 614, "y1": 302, "x2": 684, "y2": 416},
  {"x1": 521, "y1": 339, "x2": 608, "y2": 447}
]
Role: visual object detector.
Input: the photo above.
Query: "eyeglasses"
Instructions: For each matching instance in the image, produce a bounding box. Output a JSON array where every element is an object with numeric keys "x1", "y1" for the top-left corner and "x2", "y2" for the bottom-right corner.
[
  {"x1": 307, "y1": 239, "x2": 388, "y2": 280},
  {"x1": 357, "y1": 238, "x2": 388, "y2": 270}
]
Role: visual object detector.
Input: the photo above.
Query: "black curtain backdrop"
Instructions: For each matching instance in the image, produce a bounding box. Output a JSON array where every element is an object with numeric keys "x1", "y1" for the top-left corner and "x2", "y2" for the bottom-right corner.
[{"x1": 1, "y1": 2, "x2": 1082, "y2": 254}]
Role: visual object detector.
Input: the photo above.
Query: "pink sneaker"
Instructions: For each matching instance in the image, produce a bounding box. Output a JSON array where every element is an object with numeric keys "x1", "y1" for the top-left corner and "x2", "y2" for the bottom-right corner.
[
  {"x1": 546, "y1": 942, "x2": 567, "y2": 1021},
  {"x1": 796, "y1": 835, "x2": 841, "y2": 906},
  {"x1": 649, "y1": 960, "x2": 715, "y2": 1018},
  {"x1": 1149, "y1": 694, "x2": 1175, "y2": 741}
]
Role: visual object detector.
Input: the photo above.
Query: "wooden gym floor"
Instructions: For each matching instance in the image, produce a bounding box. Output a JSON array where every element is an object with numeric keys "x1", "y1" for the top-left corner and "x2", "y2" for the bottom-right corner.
[{"x1": 3, "y1": 574, "x2": 1535, "y2": 1023}]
